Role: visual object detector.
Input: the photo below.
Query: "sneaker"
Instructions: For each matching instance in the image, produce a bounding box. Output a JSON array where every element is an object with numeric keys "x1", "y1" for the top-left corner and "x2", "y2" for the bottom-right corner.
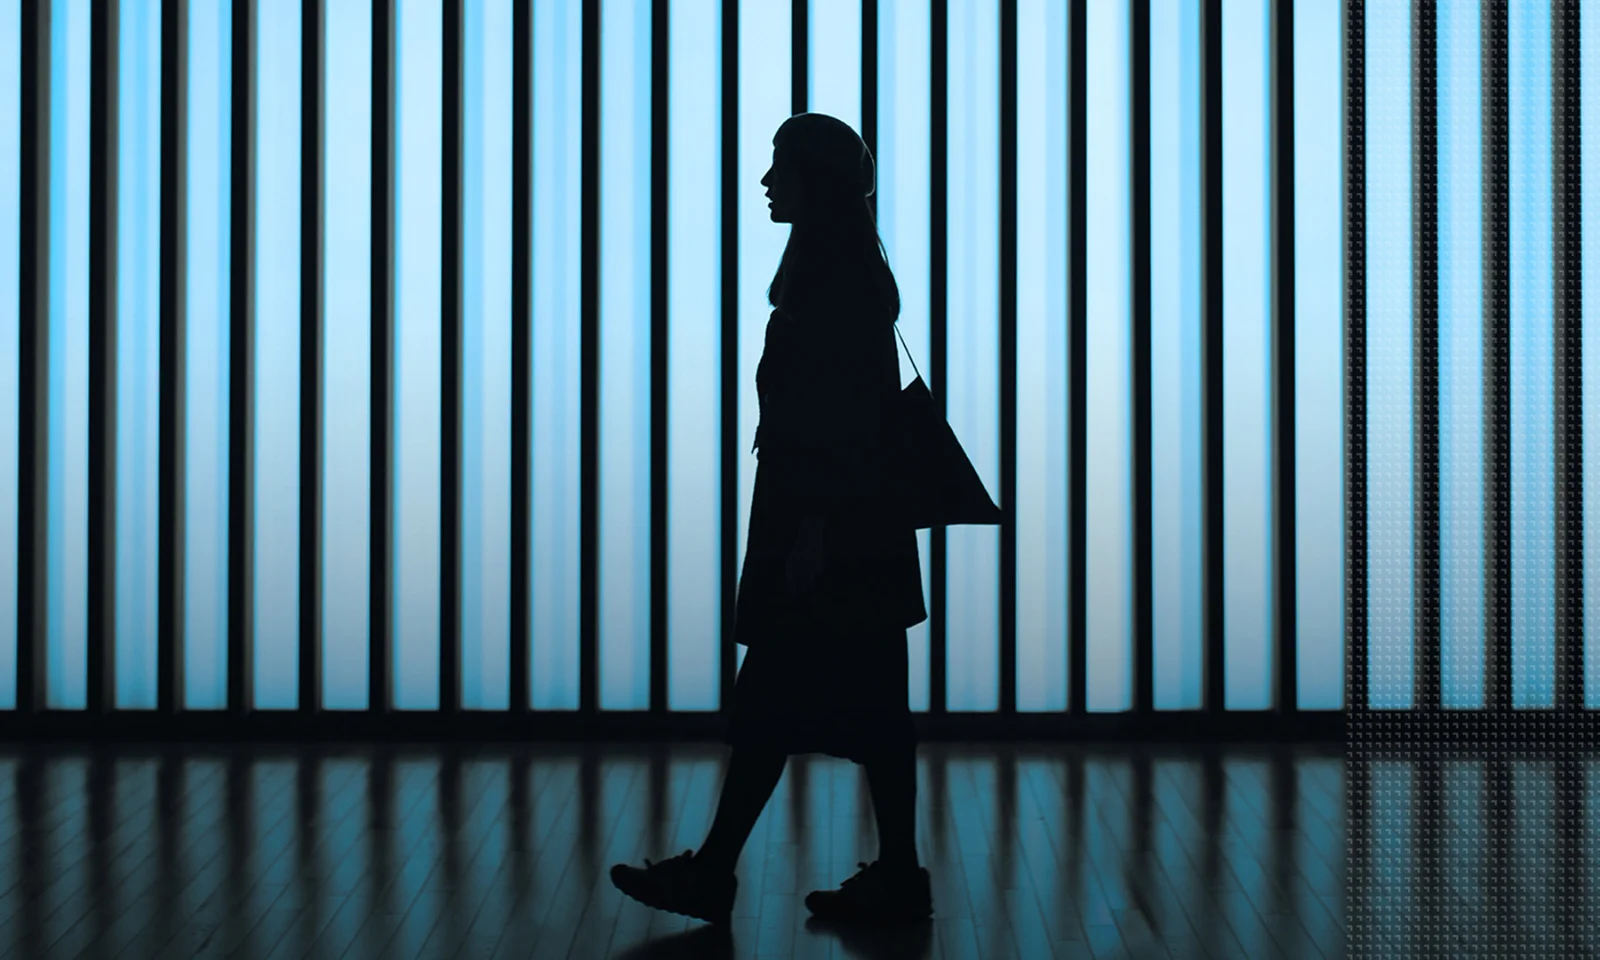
[
  {"x1": 609, "y1": 851, "x2": 738, "y2": 926},
  {"x1": 803, "y1": 860, "x2": 934, "y2": 924}
]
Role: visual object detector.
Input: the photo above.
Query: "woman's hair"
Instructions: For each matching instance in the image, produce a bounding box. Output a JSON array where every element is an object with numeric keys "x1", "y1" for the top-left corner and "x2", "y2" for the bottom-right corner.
[{"x1": 766, "y1": 156, "x2": 901, "y2": 325}]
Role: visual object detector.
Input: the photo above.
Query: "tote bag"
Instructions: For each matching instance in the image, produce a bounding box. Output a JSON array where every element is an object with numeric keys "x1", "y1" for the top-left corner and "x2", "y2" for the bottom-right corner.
[{"x1": 887, "y1": 323, "x2": 1003, "y2": 530}]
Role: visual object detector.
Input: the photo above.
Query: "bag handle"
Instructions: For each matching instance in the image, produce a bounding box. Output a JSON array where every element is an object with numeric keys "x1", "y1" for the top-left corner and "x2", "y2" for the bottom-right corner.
[{"x1": 893, "y1": 323, "x2": 922, "y2": 383}]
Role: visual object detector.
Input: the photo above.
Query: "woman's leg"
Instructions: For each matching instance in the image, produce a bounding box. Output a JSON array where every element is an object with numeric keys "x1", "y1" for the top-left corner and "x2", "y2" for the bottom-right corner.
[
  {"x1": 863, "y1": 743, "x2": 919, "y2": 869},
  {"x1": 694, "y1": 745, "x2": 788, "y2": 874}
]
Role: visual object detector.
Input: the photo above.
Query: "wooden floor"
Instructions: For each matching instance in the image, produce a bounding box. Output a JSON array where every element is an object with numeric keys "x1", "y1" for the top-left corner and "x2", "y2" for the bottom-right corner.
[{"x1": 0, "y1": 739, "x2": 1573, "y2": 960}]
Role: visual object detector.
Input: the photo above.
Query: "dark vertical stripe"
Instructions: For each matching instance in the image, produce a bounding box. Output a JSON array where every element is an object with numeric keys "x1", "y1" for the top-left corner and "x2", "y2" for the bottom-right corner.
[
  {"x1": 719, "y1": 0, "x2": 740, "y2": 714},
  {"x1": 440, "y1": 0, "x2": 463, "y2": 714},
  {"x1": 928, "y1": 0, "x2": 948, "y2": 716},
  {"x1": 1345, "y1": 0, "x2": 1366, "y2": 714},
  {"x1": 1552, "y1": 0, "x2": 1583, "y2": 711},
  {"x1": 301, "y1": 0, "x2": 325, "y2": 715},
  {"x1": 649, "y1": 0, "x2": 669, "y2": 714},
  {"x1": 1482, "y1": 0, "x2": 1510, "y2": 713},
  {"x1": 510, "y1": 0, "x2": 532, "y2": 714},
  {"x1": 89, "y1": 0, "x2": 120, "y2": 714},
  {"x1": 229, "y1": 0, "x2": 256, "y2": 714},
  {"x1": 370, "y1": 0, "x2": 395, "y2": 714},
  {"x1": 160, "y1": 0, "x2": 190, "y2": 715},
  {"x1": 1272, "y1": 0, "x2": 1297, "y2": 713},
  {"x1": 18, "y1": 0, "x2": 51, "y2": 715},
  {"x1": 1413, "y1": 0, "x2": 1439, "y2": 713},
  {"x1": 792, "y1": 0, "x2": 807, "y2": 116},
  {"x1": 1129, "y1": 0, "x2": 1152, "y2": 715},
  {"x1": 999, "y1": 0, "x2": 1018, "y2": 716},
  {"x1": 1067, "y1": 0, "x2": 1085, "y2": 716},
  {"x1": 861, "y1": 0, "x2": 877, "y2": 216},
  {"x1": 579, "y1": 0, "x2": 600, "y2": 715},
  {"x1": 1201, "y1": 0, "x2": 1224, "y2": 713}
]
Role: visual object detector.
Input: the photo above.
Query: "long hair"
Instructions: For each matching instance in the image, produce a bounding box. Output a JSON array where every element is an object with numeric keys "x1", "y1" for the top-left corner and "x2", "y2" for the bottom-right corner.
[{"x1": 766, "y1": 165, "x2": 901, "y2": 325}]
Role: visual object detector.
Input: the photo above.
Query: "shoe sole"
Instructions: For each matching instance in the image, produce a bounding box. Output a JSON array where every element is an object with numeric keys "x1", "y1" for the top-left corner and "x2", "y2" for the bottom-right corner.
[
  {"x1": 803, "y1": 896, "x2": 933, "y2": 924},
  {"x1": 611, "y1": 873, "x2": 733, "y2": 926}
]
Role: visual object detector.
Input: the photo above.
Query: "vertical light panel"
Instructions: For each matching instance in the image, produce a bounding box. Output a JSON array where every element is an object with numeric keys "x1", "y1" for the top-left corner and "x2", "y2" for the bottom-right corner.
[
  {"x1": 598, "y1": 0, "x2": 651, "y2": 711},
  {"x1": 531, "y1": 0, "x2": 582, "y2": 710},
  {"x1": 1222, "y1": 0, "x2": 1271, "y2": 709},
  {"x1": 1293, "y1": 0, "x2": 1344, "y2": 710},
  {"x1": 253, "y1": 0, "x2": 302, "y2": 709},
  {"x1": 1437, "y1": 0, "x2": 1483, "y2": 710},
  {"x1": 1585, "y1": 0, "x2": 1600, "y2": 709},
  {"x1": 1149, "y1": 0, "x2": 1202, "y2": 711},
  {"x1": 667, "y1": 0, "x2": 720, "y2": 711},
  {"x1": 114, "y1": 0, "x2": 162, "y2": 709},
  {"x1": 47, "y1": 0, "x2": 90, "y2": 709},
  {"x1": 945, "y1": 0, "x2": 999, "y2": 713},
  {"x1": 393, "y1": 0, "x2": 441, "y2": 710},
  {"x1": 0, "y1": 0, "x2": 20, "y2": 709},
  {"x1": 736, "y1": 0, "x2": 789, "y2": 677},
  {"x1": 1365, "y1": 0, "x2": 1412, "y2": 710},
  {"x1": 809, "y1": 0, "x2": 860, "y2": 132},
  {"x1": 877, "y1": 0, "x2": 931, "y2": 711},
  {"x1": 323, "y1": 0, "x2": 371, "y2": 711},
  {"x1": 461, "y1": 0, "x2": 513, "y2": 711},
  {"x1": 1509, "y1": 0, "x2": 1552, "y2": 708},
  {"x1": 1014, "y1": 0, "x2": 1068, "y2": 713},
  {"x1": 1084, "y1": 0, "x2": 1130, "y2": 712}
]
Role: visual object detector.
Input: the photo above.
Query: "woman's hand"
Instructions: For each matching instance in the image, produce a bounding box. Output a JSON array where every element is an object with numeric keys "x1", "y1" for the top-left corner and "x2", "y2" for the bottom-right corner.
[{"x1": 786, "y1": 516, "x2": 826, "y2": 597}]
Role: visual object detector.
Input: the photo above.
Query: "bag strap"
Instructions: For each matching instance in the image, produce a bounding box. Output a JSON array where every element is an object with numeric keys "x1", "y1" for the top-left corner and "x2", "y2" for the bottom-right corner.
[{"x1": 893, "y1": 323, "x2": 922, "y2": 382}]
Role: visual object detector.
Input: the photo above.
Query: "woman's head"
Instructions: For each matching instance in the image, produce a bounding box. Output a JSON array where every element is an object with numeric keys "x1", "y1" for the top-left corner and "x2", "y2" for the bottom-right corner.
[{"x1": 762, "y1": 114, "x2": 899, "y2": 323}]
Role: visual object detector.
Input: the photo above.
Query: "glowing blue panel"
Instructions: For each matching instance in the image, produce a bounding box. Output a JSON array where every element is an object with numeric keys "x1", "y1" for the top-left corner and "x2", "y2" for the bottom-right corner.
[
  {"x1": 1222, "y1": 0, "x2": 1271, "y2": 710},
  {"x1": 1586, "y1": 0, "x2": 1600, "y2": 709},
  {"x1": 1437, "y1": 0, "x2": 1483, "y2": 710},
  {"x1": 531, "y1": 0, "x2": 582, "y2": 710},
  {"x1": 877, "y1": 0, "x2": 931, "y2": 711},
  {"x1": 945, "y1": 0, "x2": 999, "y2": 713},
  {"x1": 1014, "y1": 0, "x2": 1068, "y2": 713},
  {"x1": 184, "y1": 0, "x2": 231, "y2": 710},
  {"x1": 323, "y1": 0, "x2": 371, "y2": 710},
  {"x1": 252, "y1": 0, "x2": 302, "y2": 710},
  {"x1": 598, "y1": 0, "x2": 651, "y2": 711},
  {"x1": 808, "y1": 0, "x2": 860, "y2": 133},
  {"x1": 667, "y1": 0, "x2": 721, "y2": 711},
  {"x1": 46, "y1": 0, "x2": 90, "y2": 709},
  {"x1": 461, "y1": 0, "x2": 513, "y2": 711},
  {"x1": 1365, "y1": 0, "x2": 1412, "y2": 709},
  {"x1": 1294, "y1": 0, "x2": 1346, "y2": 710},
  {"x1": 736, "y1": 0, "x2": 789, "y2": 679},
  {"x1": 1509, "y1": 0, "x2": 1552, "y2": 709},
  {"x1": 1085, "y1": 0, "x2": 1130, "y2": 712},
  {"x1": 393, "y1": 0, "x2": 441, "y2": 710},
  {"x1": 1150, "y1": 0, "x2": 1202, "y2": 711},
  {"x1": 115, "y1": 0, "x2": 162, "y2": 709},
  {"x1": 0, "y1": 0, "x2": 20, "y2": 709}
]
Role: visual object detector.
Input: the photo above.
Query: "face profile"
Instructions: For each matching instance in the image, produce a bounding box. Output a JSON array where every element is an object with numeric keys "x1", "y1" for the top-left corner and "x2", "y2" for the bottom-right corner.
[{"x1": 761, "y1": 146, "x2": 801, "y2": 224}]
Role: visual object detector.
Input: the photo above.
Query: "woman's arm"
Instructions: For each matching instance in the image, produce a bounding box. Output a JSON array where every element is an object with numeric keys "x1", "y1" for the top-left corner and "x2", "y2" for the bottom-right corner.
[{"x1": 779, "y1": 319, "x2": 897, "y2": 518}]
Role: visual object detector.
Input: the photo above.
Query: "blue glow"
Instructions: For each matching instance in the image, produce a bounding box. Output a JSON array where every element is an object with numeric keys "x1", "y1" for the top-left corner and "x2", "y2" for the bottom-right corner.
[
  {"x1": 667, "y1": 0, "x2": 721, "y2": 711},
  {"x1": 808, "y1": 0, "x2": 860, "y2": 133},
  {"x1": 1014, "y1": 0, "x2": 1068, "y2": 712},
  {"x1": 253, "y1": 0, "x2": 301, "y2": 710},
  {"x1": 598, "y1": 0, "x2": 651, "y2": 711},
  {"x1": 394, "y1": 0, "x2": 441, "y2": 710},
  {"x1": 531, "y1": 0, "x2": 582, "y2": 710},
  {"x1": 0, "y1": 0, "x2": 20, "y2": 709},
  {"x1": 115, "y1": 0, "x2": 162, "y2": 709},
  {"x1": 876, "y1": 0, "x2": 931, "y2": 711},
  {"x1": 322, "y1": 0, "x2": 371, "y2": 710},
  {"x1": 1365, "y1": 0, "x2": 1413, "y2": 709},
  {"x1": 184, "y1": 0, "x2": 231, "y2": 710},
  {"x1": 1437, "y1": 0, "x2": 1483, "y2": 710},
  {"x1": 945, "y1": 0, "x2": 1000, "y2": 713},
  {"x1": 1150, "y1": 0, "x2": 1202, "y2": 711},
  {"x1": 736, "y1": 0, "x2": 789, "y2": 681},
  {"x1": 461, "y1": 0, "x2": 513, "y2": 711},
  {"x1": 1509, "y1": 0, "x2": 1553, "y2": 709},
  {"x1": 47, "y1": 0, "x2": 90, "y2": 709},
  {"x1": 1586, "y1": 0, "x2": 1600, "y2": 709},
  {"x1": 1222, "y1": 0, "x2": 1271, "y2": 710},
  {"x1": 1294, "y1": 0, "x2": 1346, "y2": 710},
  {"x1": 1084, "y1": 0, "x2": 1131, "y2": 712}
]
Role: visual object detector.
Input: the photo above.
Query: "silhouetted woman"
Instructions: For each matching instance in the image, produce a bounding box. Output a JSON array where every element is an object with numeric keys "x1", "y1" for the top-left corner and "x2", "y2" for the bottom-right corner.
[{"x1": 609, "y1": 113, "x2": 932, "y2": 927}]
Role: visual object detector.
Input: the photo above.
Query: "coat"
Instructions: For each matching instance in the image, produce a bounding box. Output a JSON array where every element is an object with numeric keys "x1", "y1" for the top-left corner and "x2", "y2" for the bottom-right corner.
[{"x1": 732, "y1": 304, "x2": 929, "y2": 649}]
